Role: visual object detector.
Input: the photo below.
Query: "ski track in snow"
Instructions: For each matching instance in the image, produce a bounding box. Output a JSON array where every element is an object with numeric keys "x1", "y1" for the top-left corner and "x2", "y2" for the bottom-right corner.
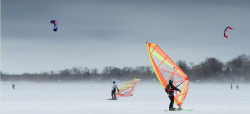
[{"x1": 1, "y1": 82, "x2": 249, "y2": 114}]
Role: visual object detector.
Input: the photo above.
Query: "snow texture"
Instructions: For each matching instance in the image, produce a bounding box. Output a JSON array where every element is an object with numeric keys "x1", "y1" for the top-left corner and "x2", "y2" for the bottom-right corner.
[{"x1": 1, "y1": 81, "x2": 249, "y2": 114}]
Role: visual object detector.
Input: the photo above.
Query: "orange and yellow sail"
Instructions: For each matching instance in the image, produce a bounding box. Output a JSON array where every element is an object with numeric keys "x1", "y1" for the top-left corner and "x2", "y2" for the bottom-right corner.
[
  {"x1": 116, "y1": 78, "x2": 141, "y2": 98},
  {"x1": 146, "y1": 42, "x2": 189, "y2": 107}
]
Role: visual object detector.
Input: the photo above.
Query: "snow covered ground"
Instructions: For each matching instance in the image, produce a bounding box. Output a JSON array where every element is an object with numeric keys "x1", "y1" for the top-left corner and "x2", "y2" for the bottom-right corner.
[{"x1": 1, "y1": 81, "x2": 249, "y2": 114}]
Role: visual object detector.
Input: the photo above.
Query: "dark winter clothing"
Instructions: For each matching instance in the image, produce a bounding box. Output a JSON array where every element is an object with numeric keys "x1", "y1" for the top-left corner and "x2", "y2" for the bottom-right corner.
[
  {"x1": 111, "y1": 90, "x2": 116, "y2": 99},
  {"x1": 165, "y1": 84, "x2": 181, "y2": 97},
  {"x1": 165, "y1": 83, "x2": 181, "y2": 109},
  {"x1": 169, "y1": 96, "x2": 175, "y2": 109}
]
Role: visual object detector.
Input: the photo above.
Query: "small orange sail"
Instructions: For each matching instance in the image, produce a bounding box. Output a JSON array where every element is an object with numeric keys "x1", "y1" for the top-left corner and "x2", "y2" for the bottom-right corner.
[
  {"x1": 146, "y1": 42, "x2": 189, "y2": 107},
  {"x1": 116, "y1": 78, "x2": 141, "y2": 98}
]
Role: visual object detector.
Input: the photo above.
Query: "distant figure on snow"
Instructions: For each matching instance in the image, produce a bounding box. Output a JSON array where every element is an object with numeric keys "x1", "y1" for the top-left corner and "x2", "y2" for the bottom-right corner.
[
  {"x1": 231, "y1": 83, "x2": 233, "y2": 89},
  {"x1": 236, "y1": 85, "x2": 239, "y2": 89},
  {"x1": 12, "y1": 84, "x2": 15, "y2": 89},
  {"x1": 111, "y1": 81, "x2": 119, "y2": 99},
  {"x1": 165, "y1": 79, "x2": 181, "y2": 110}
]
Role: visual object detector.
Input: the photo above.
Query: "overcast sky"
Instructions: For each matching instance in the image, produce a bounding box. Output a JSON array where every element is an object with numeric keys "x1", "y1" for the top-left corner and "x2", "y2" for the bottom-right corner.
[{"x1": 2, "y1": 0, "x2": 250, "y2": 74}]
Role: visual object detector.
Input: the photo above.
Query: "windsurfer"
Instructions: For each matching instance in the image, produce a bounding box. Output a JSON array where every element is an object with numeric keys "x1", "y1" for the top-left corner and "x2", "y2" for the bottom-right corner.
[
  {"x1": 111, "y1": 81, "x2": 119, "y2": 99},
  {"x1": 12, "y1": 84, "x2": 15, "y2": 89},
  {"x1": 165, "y1": 79, "x2": 181, "y2": 110}
]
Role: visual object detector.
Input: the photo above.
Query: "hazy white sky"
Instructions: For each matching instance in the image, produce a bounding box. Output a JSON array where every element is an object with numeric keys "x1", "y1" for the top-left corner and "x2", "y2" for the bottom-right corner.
[{"x1": 2, "y1": 0, "x2": 250, "y2": 74}]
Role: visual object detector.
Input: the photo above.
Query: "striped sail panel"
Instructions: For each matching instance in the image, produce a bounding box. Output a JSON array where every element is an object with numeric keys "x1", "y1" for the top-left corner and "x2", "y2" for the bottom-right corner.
[
  {"x1": 116, "y1": 78, "x2": 141, "y2": 98},
  {"x1": 146, "y1": 43, "x2": 189, "y2": 107}
]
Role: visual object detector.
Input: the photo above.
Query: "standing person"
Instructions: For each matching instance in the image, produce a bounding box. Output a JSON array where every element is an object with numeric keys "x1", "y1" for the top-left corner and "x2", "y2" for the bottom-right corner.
[
  {"x1": 236, "y1": 85, "x2": 239, "y2": 89},
  {"x1": 231, "y1": 83, "x2": 233, "y2": 89},
  {"x1": 12, "y1": 84, "x2": 15, "y2": 89},
  {"x1": 111, "y1": 81, "x2": 119, "y2": 99},
  {"x1": 165, "y1": 79, "x2": 181, "y2": 110}
]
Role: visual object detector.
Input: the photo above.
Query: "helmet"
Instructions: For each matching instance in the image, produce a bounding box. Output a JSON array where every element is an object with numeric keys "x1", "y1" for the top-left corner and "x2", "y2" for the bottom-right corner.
[
  {"x1": 113, "y1": 81, "x2": 116, "y2": 84},
  {"x1": 169, "y1": 79, "x2": 173, "y2": 84}
]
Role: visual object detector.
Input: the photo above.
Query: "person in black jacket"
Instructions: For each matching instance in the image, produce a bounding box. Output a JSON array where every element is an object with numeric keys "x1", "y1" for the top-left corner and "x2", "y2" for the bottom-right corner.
[{"x1": 165, "y1": 79, "x2": 181, "y2": 110}]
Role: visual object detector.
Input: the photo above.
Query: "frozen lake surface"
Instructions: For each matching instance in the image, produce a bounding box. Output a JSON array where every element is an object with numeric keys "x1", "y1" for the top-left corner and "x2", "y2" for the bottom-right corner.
[{"x1": 1, "y1": 81, "x2": 249, "y2": 114}]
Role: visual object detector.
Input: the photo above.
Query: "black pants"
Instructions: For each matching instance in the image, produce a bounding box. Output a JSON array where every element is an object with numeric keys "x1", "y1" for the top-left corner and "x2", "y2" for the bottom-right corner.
[
  {"x1": 169, "y1": 95, "x2": 174, "y2": 109},
  {"x1": 111, "y1": 90, "x2": 116, "y2": 99}
]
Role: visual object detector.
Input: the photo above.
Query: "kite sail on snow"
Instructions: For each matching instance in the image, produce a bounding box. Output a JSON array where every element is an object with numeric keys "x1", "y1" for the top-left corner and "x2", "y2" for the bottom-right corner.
[
  {"x1": 50, "y1": 20, "x2": 58, "y2": 32},
  {"x1": 116, "y1": 78, "x2": 141, "y2": 98},
  {"x1": 224, "y1": 26, "x2": 233, "y2": 38},
  {"x1": 146, "y1": 42, "x2": 189, "y2": 107}
]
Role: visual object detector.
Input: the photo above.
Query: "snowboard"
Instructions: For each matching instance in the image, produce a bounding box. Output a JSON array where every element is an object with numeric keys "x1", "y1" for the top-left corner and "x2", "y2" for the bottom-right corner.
[
  {"x1": 164, "y1": 109, "x2": 193, "y2": 112},
  {"x1": 107, "y1": 98, "x2": 117, "y2": 100}
]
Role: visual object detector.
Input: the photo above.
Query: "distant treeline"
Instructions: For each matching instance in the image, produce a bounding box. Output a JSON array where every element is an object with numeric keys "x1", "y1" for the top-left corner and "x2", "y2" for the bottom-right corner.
[{"x1": 1, "y1": 54, "x2": 250, "y2": 83}]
